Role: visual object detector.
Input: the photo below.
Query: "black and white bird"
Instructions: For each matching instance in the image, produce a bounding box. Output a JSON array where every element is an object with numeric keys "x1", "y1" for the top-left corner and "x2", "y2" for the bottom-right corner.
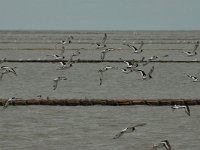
[
  {"x1": 2, "y1": 97, "x2": 18, "y2": 111},
  {"x1": 124, "y1": 41, "x2": 144, "y2": 53},
  {"x1": 134, "y1": 66, "x2": 154, "y2": 80},
  {"x1": 100, "y1": 48, "x2": 115, "y2": 61},
  {"x1": 182, "y1": 41, "x2": 199, "y2": 56},
  {"x1": 119, "y1": 58, "x2": 139, "y2": 69},
  {"x1": 55, "y1": 35, "x2": 74, "y2": 48},
  {"x1": 113, "y1": 123, "x2": 146, "y2": 139},
  {"x1": 57, "y1": 62, "x2": 73, "y2": 70},
  {"x1": 53, "y1": 77, "x2": 67, "y2": 90},
  {"x1": 98, "y1": 66, "x2": 118, "y2": 85},
  {"x1": 96, "y1": 33, "x2": 107, "y2": 48},
  {"x1": 171, "y1": 104, "x2": 190, "y2": 116},
  {"x1": 1, "y1": 66, "x2": 17, "y2": 75},
  {"x1": 143, "y1": 56, "x2": 158, "y2": 66},
  {"x1": 0, "y1": 66, "x2": 17, "y2": 80},
  {"x1": 47, "y1": 45, "x2": 66, "y2": 60},
  {"x1": 0, "y1": 58, "x2": 6, "y2": 64},
  {"x1": 120, "y1": 68, "x2": 133, "y2": 74},
  {"x1": 67, "y1": 50, "x2": 81, "y2": 63},
  {"x1": 152, "y1": 140, "x2": 171, "y2": 150},
  {"x1": 186, "y1": 74, "x2": 199, "y2": 82},
  {"x1": 46, "y1": 53, "x2": 65, "y2": 61}
]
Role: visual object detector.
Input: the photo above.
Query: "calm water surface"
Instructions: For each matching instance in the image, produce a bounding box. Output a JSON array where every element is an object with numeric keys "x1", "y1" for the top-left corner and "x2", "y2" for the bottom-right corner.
[
  {"x1": 0, "y1": 106, "x2": 200, "y2": 150},
  {"x1": 0, "y1": 31, "x2": 200, "y2": 150}
]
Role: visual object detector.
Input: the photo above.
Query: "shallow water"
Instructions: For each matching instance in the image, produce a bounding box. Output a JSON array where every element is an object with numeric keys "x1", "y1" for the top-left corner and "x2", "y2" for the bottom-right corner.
[
  {"x1": 0, "y1": 62, "x2": 200, "y2": 99},
  {"x1": 0, "y1": 105, "x2": 200, "y2": 150},
  {"x1": 0, "y1": 31, "x2": 200, "y2": 150}
]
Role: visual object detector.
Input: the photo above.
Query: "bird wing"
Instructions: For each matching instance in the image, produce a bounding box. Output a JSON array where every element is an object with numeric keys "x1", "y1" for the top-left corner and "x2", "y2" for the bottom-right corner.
[
  {"x1": 101, "y1": 33, "x2": 107, "y2": 45},
  {"x1": 100, "y1": 52, "x2": 106, "y2": 61},
  {"x1": 60, "y1": 47, "x2": 65, "y2": 56},
  {"x1": 162, "y1": 140, "x2": 171, "y2": 150},
  {"x1": 2, "y1": 100, "x2": 10, "y2": 110},
  {"x1": 11, "y1": 68, "x2": 17, "y2": 76},
  {"x1": 127, "y1": 44, "x2": 137, "y2": 51},
  {"x1": 185, "y1": 104, "x2": 190, "y2": 116},
  {"x1": 121, "y1": 68, "x2": 132, "y2": 74},
  {"x1": 135, "y1": 69, "x2": 146, "y2": 77},
  {"x1": 193, "y1": 42, "x2": 199, "y2": 52},
  {"x1": 148, "y1": 66, "x2": 155, "y2": 76},
  {"x1": 133, "y1": 123, "x2": 147, "y2": 128},
  {"x1": 99, "y1": 71, "x2": 103, "y2": 86},
  {"x1": 53, "y1": 79, "x2": 58, "y2": 90},
  {"x1": 138, "y1": 41, "x2": 144, "y2": 51},
  {"x1": 0, "y1": 73, "x2": 4, "y2": 80},
  {"x1": 113, "y1": 130, "x2": 125, "y2": 139}
]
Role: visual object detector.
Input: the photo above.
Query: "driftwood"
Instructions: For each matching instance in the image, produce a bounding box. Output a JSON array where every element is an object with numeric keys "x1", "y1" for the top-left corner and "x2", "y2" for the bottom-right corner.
[{"x1": 0, "y1": 98, "x2": 199, "y2": 106}]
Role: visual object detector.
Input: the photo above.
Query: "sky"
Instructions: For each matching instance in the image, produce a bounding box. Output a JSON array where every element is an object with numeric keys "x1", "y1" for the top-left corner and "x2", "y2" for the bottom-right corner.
[{"x1": 0, "y1": 0, "x2": 200, "y2": 30}]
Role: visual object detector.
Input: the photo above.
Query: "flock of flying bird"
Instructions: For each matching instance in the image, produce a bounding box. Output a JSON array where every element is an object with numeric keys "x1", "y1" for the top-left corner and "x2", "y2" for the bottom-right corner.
[
  {"x1": 0, "y1": 32, "x2": 199, "y2": 149},
  {"x1": 112, "y1": 102, "x2": 191, "y2": 150}
]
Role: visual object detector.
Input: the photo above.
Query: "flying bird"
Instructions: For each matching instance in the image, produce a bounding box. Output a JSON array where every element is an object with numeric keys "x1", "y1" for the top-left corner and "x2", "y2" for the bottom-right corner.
[
  {"x1": 55, "y1": 35, "x2": 74, "y2": 49},
  {"x1": 113, "y1": 123, "x2": 146, "y2": 139},
  {"x1": 100, "y1": 48, "x2": 115, "y2": 61},
  {"x1": 171, "y1": 104, "x2": 190, "y2": 116},
  {"x1": 0, "y1": 58, "x2": 6, "y2": 64},
  {"x1": 120, "y1": 68, "x2": 134, "y2": 74},
  {"x1": 186, "y1": 74, "x2": 199, "y2": 82},
  {"x1": 134, "y1": 66, "x2": 154, "y2": 80},
  {"x1": 57, "y1": 62, "x2": 73, "y2": 70},
  {"x1": 67, "y1": 50, "x2": 81, "y2": 63},
  {"x1": 182, "y1": 41, "x2": 199, "y2": 56},
  {"x1": 2, "y1": 97, "x2": 18, "y2": 111},
  {"x1": 46, "y1": 53, "x2": 65, "y2": 61},
  {"x1": 53, "y1": 77, "x2": 67, "y2": 90},
  {"x1": 152, "y1": 140, "x2": 171, "y2": 150},
  {"x1": 119, "y1": 58, "x2": 139, "y2": 69},
  {"x1": 98, "y1": 66, "x2": 118, "y2": 85},
  {"x1": 0, "y1": 66, "x2": 17, "y2": 80},
  {"x1": 124, "y1": 41, "x2": 144, "y2": 53},
  {"x1": 96, "y1": 33, "x2": 107, "y2": 48},
  {"x1": 143, "y1": 56, "x2": 158, "y2": 66}
]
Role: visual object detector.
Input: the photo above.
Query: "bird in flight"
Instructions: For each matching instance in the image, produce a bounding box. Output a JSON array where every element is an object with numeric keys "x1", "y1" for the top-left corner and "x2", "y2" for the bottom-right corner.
[
  {"x1": 55, "y1": 35, "x2": 74, "y2": 49},
  {"x1": 152, "y1": 140, "x2": 171, "y2": 150},
  {"x1": 98, "y1": 66, "x2": 118, "y2": 85},
  {"x1": 0, "y1": 66, "x2": 17, "y2": 80},
  {"x1": 96, "y1": 33, "x2": 107, "y2": 49},
  {"x1": 2, "y1": 97, "x2": 19, "y2": 111},
  {"x1": 186, "y1": 74, "x2": 199, "y2": 82},
  {"x1": 134, "y1": 66, "x2": 155, "y2": 80},
  {"x1": 123, "y1": 41, "x2": 144, "y2": 54},
  {"x1": 53, "y1": 77, "x2": 67, "y2": 90},
  {"x1": 143, "y1": 56, "x2": 158, "y2": 66},
  {"x1": 171, "y1": 104, "x2": 190, "y2": 116},
  {"x1": 100, "y1": 48, "x2": 115, "y2": 61},
  {"x1": 182, "y1": 40, "x2": 199, "y2": 56},
  {"x1": 113, "y1": 123, "x2": 146, "y2": 139}
]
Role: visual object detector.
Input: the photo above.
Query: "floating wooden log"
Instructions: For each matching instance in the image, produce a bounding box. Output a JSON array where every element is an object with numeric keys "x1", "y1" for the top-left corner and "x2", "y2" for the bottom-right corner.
[
  {"x1": 3, "y1": 59, "x2": 200, "y2": 63},
  {"x1": 0, "y1": 99, "x2": 200, "y2": 106}
]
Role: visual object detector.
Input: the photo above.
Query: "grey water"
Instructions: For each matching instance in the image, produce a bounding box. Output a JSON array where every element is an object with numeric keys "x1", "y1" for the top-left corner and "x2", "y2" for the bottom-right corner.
[
  {"x1": 0, "y1": 31, "x2": 200, "y2": 149},
  {"x1": 1, "y1": 105, "x2": 200, "y2": 150}
]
